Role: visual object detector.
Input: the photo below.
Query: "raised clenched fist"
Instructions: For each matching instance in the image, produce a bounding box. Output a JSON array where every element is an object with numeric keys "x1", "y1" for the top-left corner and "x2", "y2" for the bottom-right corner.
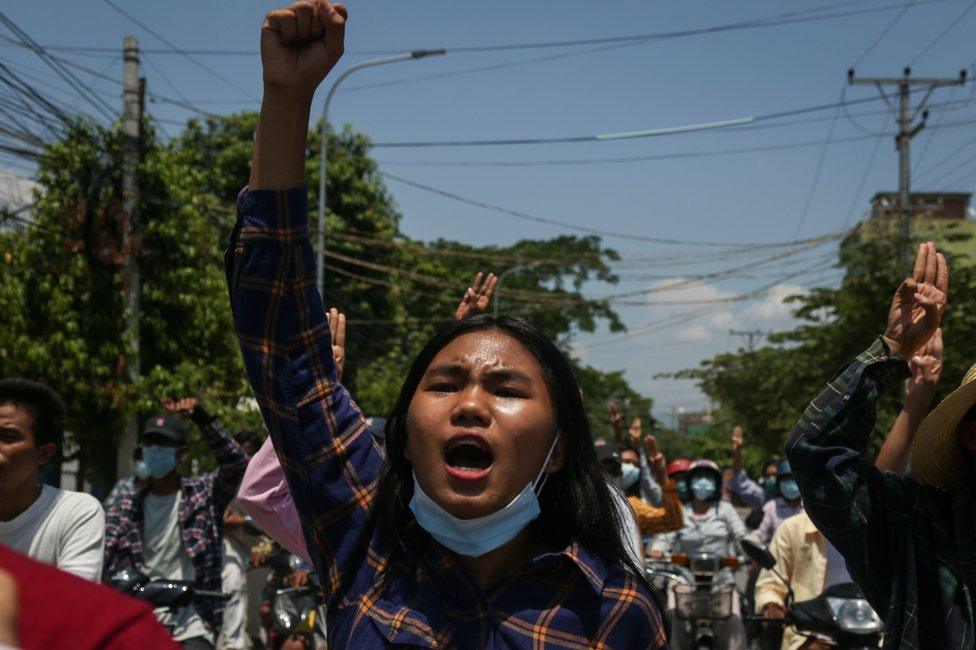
[{"x1": 261, "y1": 1, "x2": 347, "y2": 96}]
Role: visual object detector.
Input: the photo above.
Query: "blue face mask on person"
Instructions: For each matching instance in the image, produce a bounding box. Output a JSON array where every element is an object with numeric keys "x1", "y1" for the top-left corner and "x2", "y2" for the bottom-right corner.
[
  {"x1": 409, "y1": 435, "x2": 559, "y2": 558},
  {"x1": 690, "y1": 475, "x2": 718, "y2": 502},
  {"x1": 615, "y1": 462, "x2": 640, "y2": 490},
  {"x1": 133, "y1": 459, "x2": 151, "y2": 481},
  {"x1": 779, "y1": 478, "x2": 801, "y2": 501},
  {"x1": 141, "y1": 445, "x2": 178, "y2": 479}
]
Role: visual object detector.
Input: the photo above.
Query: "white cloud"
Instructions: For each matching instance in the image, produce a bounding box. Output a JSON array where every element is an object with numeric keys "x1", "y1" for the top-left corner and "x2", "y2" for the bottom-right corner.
[
  {"x1": 673, "y1": 324, "x2": 712, "y2": 342},
  {"x1": 742, "y1": 283, "x2": 807, "y2": 321}
]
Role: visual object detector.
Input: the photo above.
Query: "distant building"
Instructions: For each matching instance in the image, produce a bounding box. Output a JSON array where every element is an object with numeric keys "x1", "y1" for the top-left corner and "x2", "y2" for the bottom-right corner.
[
  {"x1": 870, "y1": 191, "x2": 971, "y2": 221},
  {"x1": 678, "y1": 407, "x2": 714, "y2": 436}
]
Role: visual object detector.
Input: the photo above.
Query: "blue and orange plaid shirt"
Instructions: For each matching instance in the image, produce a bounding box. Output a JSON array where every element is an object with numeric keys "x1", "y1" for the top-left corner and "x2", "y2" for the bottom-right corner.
[
  {"x1": 227, "y1": 186, "x2": 669, "y2": 649},
  {"x1": 103, "y1": 411, "x2": 247, "y2": 631},
  {"x1": 788, "y1": 337, "x2": 976, "y2": 649}
]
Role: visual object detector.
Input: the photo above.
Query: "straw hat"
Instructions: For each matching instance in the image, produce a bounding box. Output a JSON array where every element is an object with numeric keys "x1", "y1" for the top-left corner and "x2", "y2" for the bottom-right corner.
[{"x1": 910, "y1": 361, "x2": 976, "y2": 488}]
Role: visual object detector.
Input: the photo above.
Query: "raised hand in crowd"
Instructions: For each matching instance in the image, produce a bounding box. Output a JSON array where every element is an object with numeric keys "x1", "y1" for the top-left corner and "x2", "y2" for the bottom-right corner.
[
  {"x1": 454, "y1": 272, "x2": 499, "y2": 320},
  {"x1": 905, "y1": 326, "x2": 943, "y2": 408},
  {"x1": 644, "y1": 434, "x2": 668, "y2": 484},
  {"x1": 328, "y1": 307, "x2": 346, "y2": 381},
  {"x1": 876, "y1": 327, "x2": 944, "y2": 474},
  {"x1": 882, "y1": 241, "x2": 948, "y2": 360},
  {"x1": 730, "y1": 425, "x2": 744, "y2": 475},
  {"x1": 251, "y1": 0, "x2": 347, "y2": 188},
  {"x1": 627, "y1": 416, "x2": 642, "y2": 449},
  {"x1": 161, "y1": 396, "x2": 197, "y2": 418},
  {"x1": 607, "y1": 402, "x2": 626, "y2": 443}
]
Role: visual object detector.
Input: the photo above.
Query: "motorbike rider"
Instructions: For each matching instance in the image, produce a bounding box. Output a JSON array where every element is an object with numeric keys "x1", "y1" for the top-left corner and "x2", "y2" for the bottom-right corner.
[
  {"x1": 754, "y1": 511, "x2": 861, "y2": 650},
  {"x1": 746, "y1": 460, "x2": 804, "y2": 546},
  {"x1": 650, "y1": 459, "x2": 748, "y2": 649},
  {"x1": 667, "y1": 459, "x2": 692, "y2": 503}
]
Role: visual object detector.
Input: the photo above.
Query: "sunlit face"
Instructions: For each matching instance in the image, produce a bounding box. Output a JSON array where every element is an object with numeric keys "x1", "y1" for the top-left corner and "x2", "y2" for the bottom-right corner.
[
  {"x1": 405, "y1": 330, "x2": 566, "y2": 520},
  {"x1": 0, "y1": 404, "x2": 54, "y2": 499}
]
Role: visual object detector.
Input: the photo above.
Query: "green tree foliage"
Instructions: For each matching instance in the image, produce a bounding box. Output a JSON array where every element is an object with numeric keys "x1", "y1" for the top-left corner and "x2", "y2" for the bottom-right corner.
[
  {"x1": 676, "y1": 219, "x2": 976, "y2": 468},
  {"x1": 0, "y1": 112, "x2": 652, "y2": 487}
]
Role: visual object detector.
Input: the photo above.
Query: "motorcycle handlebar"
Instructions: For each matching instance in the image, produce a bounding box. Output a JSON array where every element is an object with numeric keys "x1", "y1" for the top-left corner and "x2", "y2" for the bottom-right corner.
[{"x1": 193, "y1": 589, "x2": 231, "y2": 602}]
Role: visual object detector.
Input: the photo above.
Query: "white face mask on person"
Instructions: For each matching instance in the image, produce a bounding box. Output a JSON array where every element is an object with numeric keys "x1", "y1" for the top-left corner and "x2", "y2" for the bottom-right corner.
[
  {"x1": 409, "y1": 434, "x2": 560, "y2": 558},
  {"x1": 614, "y1": 462, "x2": 640, "y2": 490},
  {"x1": 690, "y1": 475, "x2": 718, "y2": 501}
]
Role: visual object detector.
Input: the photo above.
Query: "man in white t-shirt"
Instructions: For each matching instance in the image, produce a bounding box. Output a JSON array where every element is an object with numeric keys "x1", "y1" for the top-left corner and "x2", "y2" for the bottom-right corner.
[{"x1": 0, "y1": 378, "x2": 104, "y2": 581}]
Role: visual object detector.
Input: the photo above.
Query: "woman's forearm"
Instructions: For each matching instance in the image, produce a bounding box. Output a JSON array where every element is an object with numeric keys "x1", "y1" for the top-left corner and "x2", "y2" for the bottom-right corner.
[{"x1": 249, "y1": 89, "x2": 313, "y2": 190}]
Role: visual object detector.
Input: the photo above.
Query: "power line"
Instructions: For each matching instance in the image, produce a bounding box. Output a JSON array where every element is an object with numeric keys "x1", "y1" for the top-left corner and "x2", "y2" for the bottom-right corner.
[
  {"x1": 0, "y1": 11, "x2": 116, "y2": 121},
  {"x1": 910, "y1": 0, "x2": 976, "y2": 64},
  {"x1": 381, "y1": 171, "x2": 849, "y2": 248},
  {"x1": 794, "y1": 95, "x2": 843, "y2": 238},
  {"x1": 843, "y1": 112, "x2": 891, "y2": 228},
  {"x1": 98, "y1": 0, "x2": 258, "y2": 101},
  {"x1": 0, "y1": 0, "x2": 934, "y2": 59},
  {"x1": 368, "y1": 84, "x2": 964, "y2": 149},
  {"x1": 851, "y1": 0, "x2": 917, "y2": 67}
]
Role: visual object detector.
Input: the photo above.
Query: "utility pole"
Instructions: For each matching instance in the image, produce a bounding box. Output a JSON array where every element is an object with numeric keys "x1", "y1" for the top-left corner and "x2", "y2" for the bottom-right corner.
[
  {"x1": 729, "y1": 328, "x2": 770, "y2": 352},
  {"x1": 848, "y1": 67, "x2": 966, "y2": 266},
  {"x1": 118, "y1": 36, "x2": 144, "y2": 481}
]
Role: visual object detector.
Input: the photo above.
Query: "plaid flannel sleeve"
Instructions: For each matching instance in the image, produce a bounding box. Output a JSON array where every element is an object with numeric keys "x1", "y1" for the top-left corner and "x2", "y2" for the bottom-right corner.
[
  {"x1": 191, "y1": 408, "x2": 248, "y2": 517},
  {"x1": 786, "y1": 336, "x2": 916, "y2": 606},
  {"x1": 226, "y1": 187, "x2": 376, "y2": 596}
]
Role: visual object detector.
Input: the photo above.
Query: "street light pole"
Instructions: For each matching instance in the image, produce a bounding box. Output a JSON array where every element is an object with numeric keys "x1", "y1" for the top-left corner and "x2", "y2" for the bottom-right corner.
[{"x1": 317, "y1": 49, "x2": 445, "y2": 294}]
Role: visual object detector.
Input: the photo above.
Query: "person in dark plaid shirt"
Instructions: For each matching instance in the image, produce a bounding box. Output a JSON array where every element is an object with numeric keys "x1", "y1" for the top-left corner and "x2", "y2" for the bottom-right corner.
[
  {"x1": 786, "y1": 241, "x2": 975, "y2": 649},
  {"x1": 226, "y1": 2, "x2": 669, "y2": 647},
  {"x1": 103, "y1": 398, "x2": 247, "y2": 648}
]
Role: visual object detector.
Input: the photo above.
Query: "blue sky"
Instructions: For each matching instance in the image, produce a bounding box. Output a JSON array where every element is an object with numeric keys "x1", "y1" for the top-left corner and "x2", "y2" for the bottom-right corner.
[{"x1": 3, "y1": 0, "x2": 976, "y2": 426}]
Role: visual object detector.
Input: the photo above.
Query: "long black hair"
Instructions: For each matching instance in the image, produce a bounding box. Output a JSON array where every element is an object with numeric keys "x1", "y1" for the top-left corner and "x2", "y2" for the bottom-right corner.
[{"x1": 373, "y1": 315, "x2": 653, "y2": 589}]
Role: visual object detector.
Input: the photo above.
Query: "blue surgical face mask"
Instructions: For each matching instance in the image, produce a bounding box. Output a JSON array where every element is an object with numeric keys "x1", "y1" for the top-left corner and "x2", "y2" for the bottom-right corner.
[
  {"x1": 675, "y1": 479, "x2": 691, "y2": 503},
  {"x1": 133, "y1": 459, "x2": 151, "y2": 481},
  {"x1": 409, "y1": 435, "x2": 559, "y2": 558},
  {"x1": 779, "y1": 478, "x2": 801, "y2": 501},
  {"x1": 690, "y1": 475, "x2": 718, "y2": 502},
  {"x1": 141, "y1": 445, "x2": 178, "y2": 479},
  {"x1": 615, "y1": 462, "x2": 640, "y2": 490}
]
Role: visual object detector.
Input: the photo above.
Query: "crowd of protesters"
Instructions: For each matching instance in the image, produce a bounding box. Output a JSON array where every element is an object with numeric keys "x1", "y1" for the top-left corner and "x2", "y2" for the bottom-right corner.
[{"x1": 0, "y1": 1, "x2": 971, "y2": 648}]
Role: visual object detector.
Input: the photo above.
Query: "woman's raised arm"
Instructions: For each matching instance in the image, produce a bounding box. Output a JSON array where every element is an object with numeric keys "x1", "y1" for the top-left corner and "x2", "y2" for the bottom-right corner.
[{"x1": 228, "y1": 1, "x2": 384, "y2": 602}]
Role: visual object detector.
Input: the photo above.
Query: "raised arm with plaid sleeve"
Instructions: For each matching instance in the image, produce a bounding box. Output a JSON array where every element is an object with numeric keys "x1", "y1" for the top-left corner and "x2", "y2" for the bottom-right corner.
[
  {"x1": 226, "y1": 187, "x2": 375, "y2": 599},
  {"x1": 786, "y1": 336, "x2": 975, "y2": 649}
]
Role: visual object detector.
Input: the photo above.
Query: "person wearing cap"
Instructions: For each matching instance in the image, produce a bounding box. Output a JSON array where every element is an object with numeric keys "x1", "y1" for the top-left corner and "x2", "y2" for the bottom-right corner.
[
  {"x1": 745, "y1": 459, "x2": 804, "y2": 546},
  {"x1": 103, "y1": 397, "x2": 248, "y2": 649},
  {"x1": 0, "y1": 378, "x2": 105, "y2": 581},
  {"x1": 787, "y1": 242, "x2": 967, "y2": 648}
]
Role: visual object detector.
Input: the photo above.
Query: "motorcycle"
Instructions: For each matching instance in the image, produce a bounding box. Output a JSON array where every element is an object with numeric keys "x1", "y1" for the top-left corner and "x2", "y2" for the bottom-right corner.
[
  {"x1": 263, "y1": 548, "x2": 326, "y2": 649},
  {"x1": 107, "y1": 567, "x2": 230, "y2": 633},
  {"x1": 645, "y1": 552, "x2": 745, "y2": 649},
  {"x1": 741, "y1": 538, "x2": 883, "y2": 649}
]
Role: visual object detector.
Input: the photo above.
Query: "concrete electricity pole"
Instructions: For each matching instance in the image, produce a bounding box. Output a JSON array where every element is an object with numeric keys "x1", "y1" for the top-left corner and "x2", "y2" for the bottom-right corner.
[
  {"x1": 848, "y1": 67, "x2": 966, "y2": 266},
  {"x1": 118, "y1": 36, "x2": 145, "y2": 480}
]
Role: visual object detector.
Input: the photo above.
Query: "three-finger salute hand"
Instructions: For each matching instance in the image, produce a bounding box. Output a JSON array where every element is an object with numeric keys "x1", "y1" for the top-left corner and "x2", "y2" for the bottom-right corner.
[
  {"x1": 645, "y1": 435, "x2": 667, "y2": 480},
  {"x1": 454, "y1": 272, "x2": 498, "y2": 320},
  {"x1": 328, "y1": 307, "x2": 346, "y2": 381},
  {"x1": 261, "y1": 1, "x2": 347, "y2": 95},
  {"x1": 884, "y1": 242, "x2": 948, "y2": 360}
]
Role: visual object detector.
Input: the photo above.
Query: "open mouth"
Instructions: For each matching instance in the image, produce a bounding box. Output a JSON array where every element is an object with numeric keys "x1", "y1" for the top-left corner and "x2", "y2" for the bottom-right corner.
[{"x1": 444, "y1": 435, "x2": 494, "y2": 479}]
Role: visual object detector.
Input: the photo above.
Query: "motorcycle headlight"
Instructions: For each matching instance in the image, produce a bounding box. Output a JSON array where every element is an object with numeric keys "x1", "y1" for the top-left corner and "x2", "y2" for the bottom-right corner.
[{"x1": 826, "y1": 597, "x2": 883, "y2": 634}]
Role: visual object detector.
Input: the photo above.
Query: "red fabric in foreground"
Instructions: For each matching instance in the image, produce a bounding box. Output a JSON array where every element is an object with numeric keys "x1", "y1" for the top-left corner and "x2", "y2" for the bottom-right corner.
[{"x1": 0, "y1": 544, "x2": 178, "y2": 650}]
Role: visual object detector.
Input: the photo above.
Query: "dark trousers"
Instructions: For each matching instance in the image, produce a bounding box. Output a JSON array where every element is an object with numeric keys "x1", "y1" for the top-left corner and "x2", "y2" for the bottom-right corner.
[{"x1": 181, "y1": 636, "x2": 214, "y2": 650}]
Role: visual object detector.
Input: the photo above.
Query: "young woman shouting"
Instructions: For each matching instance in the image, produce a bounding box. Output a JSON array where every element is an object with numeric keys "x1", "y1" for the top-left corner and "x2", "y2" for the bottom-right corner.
[{"x1": 228, "y1": 2, "x2": 669, "y2": 647}]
